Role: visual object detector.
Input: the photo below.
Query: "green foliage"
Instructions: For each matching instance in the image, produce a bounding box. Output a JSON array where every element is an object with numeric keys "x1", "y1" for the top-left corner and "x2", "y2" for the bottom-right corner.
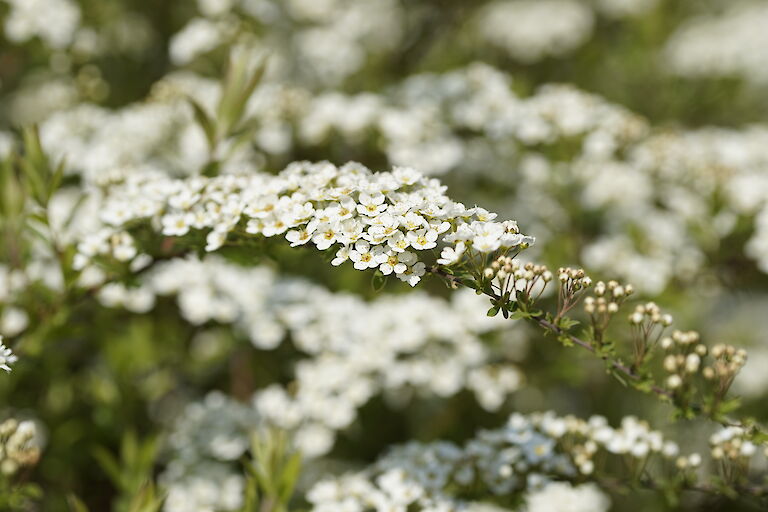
[
  {"x1": 242, "y1": 429, "x2": 302, "y2": 512},
  {"x1": 92, "y1": 431, "x2": 162, "y2": 512},
  {"x1": 188, "y1": 53, "x2": 269, "y2": 177}
]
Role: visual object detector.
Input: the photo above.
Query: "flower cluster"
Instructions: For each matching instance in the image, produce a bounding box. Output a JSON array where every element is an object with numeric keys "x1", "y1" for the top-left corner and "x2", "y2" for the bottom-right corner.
[
  {"x1": 1, "y1": 0, "x2": 81, "y2": 49},
  {"x1": 163, "y1": 463, "x2": 244, "y2": 512},
  {"x1": 99, "y1": 256, "x2": 524, "y2": 457},
  {"x1": 665, "y1": 2, "x2": 768, "y2": 85},
  {"x1": 160, "y1": 392, "x2": 256, "y2": 512},
  {"x1": 35, "y1": 61, "x2": 768, "y2": 294},
  {"x1": 525, "y1": 481, "x2": 609, "y2": 512},
  {"x1": 169, "y1": 0, "x2": 404, "y2": 86},
  {"x1": 475, "y1": 0, "x2": 595, "y2": 63},
  {"x1": 307, "y1": 411, "x2": 691, "y2": 511},
  {"x1": 709, "y1": 426, "x2": 759, "y2": 462},
  {"x1": 0, "y1": 418, "x2": 41, "y2": 476},
  {"x1": 75, "y1": 161, "x2": 533, "y2": 287}
]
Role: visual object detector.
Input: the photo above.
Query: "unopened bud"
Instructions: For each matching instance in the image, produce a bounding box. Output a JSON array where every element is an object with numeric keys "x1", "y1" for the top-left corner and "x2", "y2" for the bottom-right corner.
[{"x1": 666, "y1": 374, "x2": 682, "y2": 389}]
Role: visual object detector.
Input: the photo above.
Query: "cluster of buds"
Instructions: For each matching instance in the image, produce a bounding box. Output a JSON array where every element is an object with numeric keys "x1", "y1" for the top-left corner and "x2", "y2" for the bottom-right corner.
[
  {"x1": 659, "y1": 331, "x2": 747, "y2": 401},
  {"x1": 583, "y1": 280, "x2": 633, "y2": 344},
  {"x1": 570, "y1": 440, "x2": 599, "y2": 475},
  {"x1": 704, "y1": 344, "x2": 747, "y2": 398},
  {"x1": 627, "y1": 302, "x2": 673, "y2": 366},
  {"x1": 483, "y1": 257, "x2": 553, "y2": 299},
  {"x1": 660, "y1": 330, "x2": 707, "y2": 390},
  {"x1": 592, "y1": 280, "x2": 632, "y2": 300},
  {"x1": 555, "y1": 267, "x2": 592, "y2": 318},
  {"x1": 628, "y1": 302, "x2": 672, "y2": 327},
  {"x1": 558, "y1": 267, "x2": 592, "y2": 292},
  {"x1": 0, "y1": 418, "x2": 41, "y2": 476},
  {"x1": 710, "y1": 427, "x2": 757, "y2": 461},
  {"x1": 674, "y1": 453, "x2": 703, "y2": 470}
]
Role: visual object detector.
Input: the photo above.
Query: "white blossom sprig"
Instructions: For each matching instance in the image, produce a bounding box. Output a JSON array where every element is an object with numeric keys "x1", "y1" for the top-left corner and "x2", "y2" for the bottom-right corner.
[{"x1": 73, "y1": 161, "x2": 533, "y2": 288}]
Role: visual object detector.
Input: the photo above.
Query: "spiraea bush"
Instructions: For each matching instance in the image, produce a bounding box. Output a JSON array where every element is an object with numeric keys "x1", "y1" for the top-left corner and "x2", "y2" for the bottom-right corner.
[{"x1": 3, "y1": 0, "x2": 768, "y2": 511}]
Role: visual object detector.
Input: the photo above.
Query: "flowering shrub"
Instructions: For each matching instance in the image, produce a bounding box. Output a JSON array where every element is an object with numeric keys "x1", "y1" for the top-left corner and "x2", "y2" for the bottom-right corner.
[{"x1": 3, "y1": 1, "x2": 768, "y2": 511}]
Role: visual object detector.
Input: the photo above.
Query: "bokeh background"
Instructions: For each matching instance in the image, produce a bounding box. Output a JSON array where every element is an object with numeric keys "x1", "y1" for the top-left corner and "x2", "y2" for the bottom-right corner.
[{"x1": 2, "y1": 0, "x2": 768, "y2": 510}]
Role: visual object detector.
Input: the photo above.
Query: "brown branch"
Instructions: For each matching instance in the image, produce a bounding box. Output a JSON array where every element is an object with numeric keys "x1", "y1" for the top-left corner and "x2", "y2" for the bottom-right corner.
[
  {"x1": 427, "y1": 266, "x2": 679, "y2": 404},
  {"x1": 533, "y1": 315, "x2": 675, "y2": 400}
]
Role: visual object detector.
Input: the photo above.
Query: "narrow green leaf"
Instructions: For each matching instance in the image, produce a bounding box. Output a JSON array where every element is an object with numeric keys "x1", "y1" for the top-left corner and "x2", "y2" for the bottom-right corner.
[
  {"x1": 92, "y1": 446, "x2": 125, "y2": 490},
  {"x1": 278, "y1": 452, "x2": 302, "y2": 504},
  {"x1": 67, "y1": 494, "x2": 90, "y2": 512},
  {"x1": 188, "y1": 97, "x2": 218, "y2": 151}
]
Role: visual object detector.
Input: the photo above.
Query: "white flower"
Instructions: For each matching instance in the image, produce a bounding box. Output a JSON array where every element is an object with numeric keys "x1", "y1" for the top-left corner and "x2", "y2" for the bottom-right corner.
[
  {"x1": 349, "y1": 241, "x2": 384, "y2": 270},
  {"x1": 328, "y1": 198, "x2": 357, "y2": 221},
  {"x1": 331, "y1": 246, "x2": 351, "y2": 266},
  {"x1": 365, "y1": 214, "x2": 399, "y2": 241},
  {"x1": 387, "y1": 231, "x2": 410, "y2": 252},
  {"x1": 399, "y1": 212, "x2": 427, "y2": 231},
  {"x1": 357, "y1": 192, "x2": 388, "y2": 216},
  {"x1": 0, "y1": 307, "x2": 29, "y2": 337},
  {"x1": 396, "y1": 256, "x2": 426, "y2": 287},
  {"x1": 205, "y1": 230, "x2": 227, "y2": 252},
  {"x1": 245, "y1": 194, "x2": 279, "y2": 219},
  {"x1": 313, "y1": 223, "x2": 341, "y2": 250},
  {"x1": 286, "y1": 220, "x2": 319, "y2": 247},
  {"x1": 473, "y1": 235, "x2": 501, "y2": 253},
  {"x1": 406, "y1": 229, "x2": 438, "y2": 250},
  {"x1": 0, "y1": 336, "x2": 18, "y2": 373},
  {"x1": 437, "y1": 242, "x2": 465, "y2": 266},
  {"x1": 336, "y1": 218, "x2": 365, "y2": 245},
  {"x1": 162, "y1": 213, "x2": 194, "y2": 237},
  {"x1": 261, "y1": 215, "x2": 289, "y2": 237},
  {"x1": 378, "y1": 250, "x2": 403, "y2": 275}
]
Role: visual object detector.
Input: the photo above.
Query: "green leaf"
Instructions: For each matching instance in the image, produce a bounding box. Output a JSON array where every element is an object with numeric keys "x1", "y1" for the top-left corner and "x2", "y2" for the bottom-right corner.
[
  {"x1": 217, "y1": 54, "x2": 268, "y2": 138},
  {"x1": 278, "y1": 452, "x2": 302, "y2": 504},
  {"x1": 92, "y1": 446, "x2": 124, "y2": 490},
  {"x1": 201, "y1": 160, "x2": 221, "y2": 178},
  {"x1": 716, "y1": 397, "x2": 742, "y2": 417},
  {"x1": 127, "y1": 482, "x2": 164, "y2": 512},
  {"x1": 241, "y1": 474, "x2": 259, "y2": 512},
  {"x1": 0, "y1": 155, "x2": 26, "y2": 218},
  {"x1": 67, "y1": 494, "x2": 90, "y2": 512},
  {"x1": 487, "y1": 306, "x2": 500, "y2": 317},
  {"x1": 608, "y1": 367, "x2": 629, "y2": 387},
  {"x1": 188, "y1": 97, "x2": 218, "y2": 151}
]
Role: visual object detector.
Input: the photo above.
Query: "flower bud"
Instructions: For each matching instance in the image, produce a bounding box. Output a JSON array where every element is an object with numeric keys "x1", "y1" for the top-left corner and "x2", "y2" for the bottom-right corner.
[
  {"x1": 666, "y1": 375, "x2": 682, "y2": 389},
  {"x1": 685, "y1": 353, "x2": 700, "y2": 373}
]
